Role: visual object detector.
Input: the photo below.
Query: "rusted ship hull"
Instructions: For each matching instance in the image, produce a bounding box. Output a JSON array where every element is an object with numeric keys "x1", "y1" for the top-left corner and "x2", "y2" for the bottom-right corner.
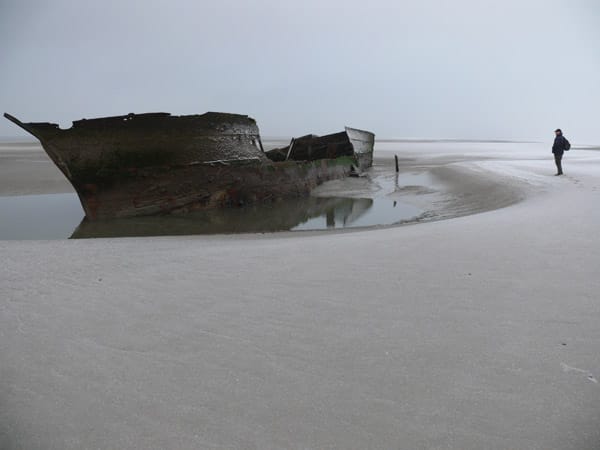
[
  {"x1": 4, "y1": 112, "x2": 374, "y2": 220},
  {"x1": 72, "y1": 157, "x2": 355, "y2": 219},
  {"x1": 265, "y1": 127, "x2": 374, "y2": 170}
]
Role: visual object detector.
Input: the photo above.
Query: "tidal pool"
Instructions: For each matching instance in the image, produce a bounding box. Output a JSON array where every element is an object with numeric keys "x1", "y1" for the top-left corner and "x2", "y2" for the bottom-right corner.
[
  {"x1": 0, "y1": 192, "x2": 422, "y2": 240},
  {"x1": 0, "y1": 193, "x2": 84, "y2": 240}
]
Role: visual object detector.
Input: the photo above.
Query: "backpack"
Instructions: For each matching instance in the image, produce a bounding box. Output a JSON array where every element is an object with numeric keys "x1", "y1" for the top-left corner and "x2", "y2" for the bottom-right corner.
[{"x1": 564, "y1": 137, "x2": 571, "y2": 151}]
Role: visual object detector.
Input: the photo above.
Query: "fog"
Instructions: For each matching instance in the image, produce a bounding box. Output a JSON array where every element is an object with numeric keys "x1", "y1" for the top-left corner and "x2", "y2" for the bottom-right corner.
[{"x1": 1, "y1": 0, "x2": 598, "y2": 141}]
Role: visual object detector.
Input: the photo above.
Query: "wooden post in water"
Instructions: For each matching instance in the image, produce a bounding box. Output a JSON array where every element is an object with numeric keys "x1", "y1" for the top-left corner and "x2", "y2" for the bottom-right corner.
[
  {"x1": 285, "y1": 138, "x2": 296, "y2": 161},
  {"x1": 394, "y1": 155, "x2": 399, "y2": 173}
]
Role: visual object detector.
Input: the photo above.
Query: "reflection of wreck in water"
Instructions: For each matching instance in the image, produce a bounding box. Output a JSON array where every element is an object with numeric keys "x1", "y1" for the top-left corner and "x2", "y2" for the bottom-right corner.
[
  {"x1": 4, "y1": 112, "x2": 374, "y2": 221},
  {"x1": 70, "y1": 196, "x2": 374, "y2": 238},
  {"x1": 322, "y1": 197, "x2": 373, "y2": 228}
]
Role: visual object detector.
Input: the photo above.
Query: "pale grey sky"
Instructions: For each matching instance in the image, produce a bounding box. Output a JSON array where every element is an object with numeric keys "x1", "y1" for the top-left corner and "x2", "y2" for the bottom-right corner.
[{"x1": 1, "y1": 0, "x2": 599, "y2": 141}]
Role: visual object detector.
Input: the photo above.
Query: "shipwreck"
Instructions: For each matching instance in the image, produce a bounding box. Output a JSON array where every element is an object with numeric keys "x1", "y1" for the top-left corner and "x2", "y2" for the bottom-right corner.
[{"x1": 4, "y1": 111, "x2": 375, "y2": 220}]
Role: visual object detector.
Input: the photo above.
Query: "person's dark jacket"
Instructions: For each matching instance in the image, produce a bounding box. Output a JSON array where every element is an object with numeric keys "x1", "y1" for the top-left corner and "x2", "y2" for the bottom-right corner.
[{"x1": 553, "y1": 135, "x2": 567, "y2": 154}]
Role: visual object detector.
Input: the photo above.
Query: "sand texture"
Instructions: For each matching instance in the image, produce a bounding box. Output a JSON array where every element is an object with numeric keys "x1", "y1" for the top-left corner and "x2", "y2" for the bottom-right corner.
[{"x1": 2, "y1": 141, "x2": 600, "y2": 449}]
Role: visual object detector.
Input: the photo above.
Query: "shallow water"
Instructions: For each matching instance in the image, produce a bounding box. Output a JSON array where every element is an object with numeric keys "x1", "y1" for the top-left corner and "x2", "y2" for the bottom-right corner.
[
  {"x1": 293, "y1": 197, "x2": 420, "y2": 231},
  {"x1": 0, "y1": 192, "x2": 422, "y2": 240},
  {"x1": 0, "y1": 193, "x2": 84, "y2": 239}
]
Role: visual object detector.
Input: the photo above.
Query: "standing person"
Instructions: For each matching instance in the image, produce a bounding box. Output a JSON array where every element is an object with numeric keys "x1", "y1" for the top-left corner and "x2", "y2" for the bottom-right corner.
[{"x1": 552, "y1": 128, "x2": 569, "y2": 176}]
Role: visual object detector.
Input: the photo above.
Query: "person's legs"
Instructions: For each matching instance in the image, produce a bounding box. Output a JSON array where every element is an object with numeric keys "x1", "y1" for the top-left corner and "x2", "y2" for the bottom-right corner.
[{"x1": 554, "y1": 153, "x2": 563, "y2": 175}]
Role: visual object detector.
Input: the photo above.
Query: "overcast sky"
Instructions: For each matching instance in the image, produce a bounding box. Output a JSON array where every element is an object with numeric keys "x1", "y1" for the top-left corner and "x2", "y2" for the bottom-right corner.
[{"x1": 1, "y1": 0, "x2": 599, "y2": 141}]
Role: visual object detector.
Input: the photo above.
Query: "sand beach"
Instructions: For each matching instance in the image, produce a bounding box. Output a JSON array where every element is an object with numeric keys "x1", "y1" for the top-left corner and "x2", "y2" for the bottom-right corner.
[{"x1": 2, "y1": 140, "x2": 600, "y2": 449}]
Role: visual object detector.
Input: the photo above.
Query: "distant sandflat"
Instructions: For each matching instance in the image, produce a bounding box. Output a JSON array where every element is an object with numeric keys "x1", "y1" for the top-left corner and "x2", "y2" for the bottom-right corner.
[{"x1": 0, "y1": 142, "x2": 73, "y2": 195}]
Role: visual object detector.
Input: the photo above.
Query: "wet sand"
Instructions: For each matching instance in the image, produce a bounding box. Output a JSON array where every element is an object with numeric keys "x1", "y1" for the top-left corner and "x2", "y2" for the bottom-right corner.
[
  {"x1": 2, "y1": 141, "x2": 600, "y2": 449},
  {"x1": 0, "y1": 142, "x2": 73, "y2": 196}
]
